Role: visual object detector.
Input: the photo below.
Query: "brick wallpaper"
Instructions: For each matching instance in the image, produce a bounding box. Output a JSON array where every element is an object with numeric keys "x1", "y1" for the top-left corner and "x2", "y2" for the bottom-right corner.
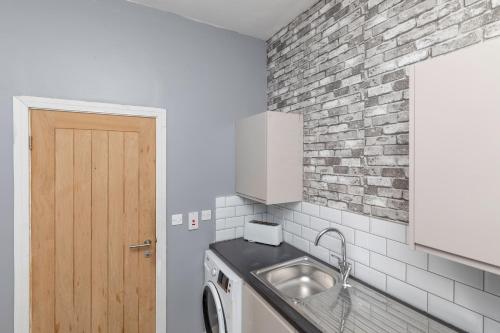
[{"x1": 266, "y1": 0, "x2": 500, "y2": 222}]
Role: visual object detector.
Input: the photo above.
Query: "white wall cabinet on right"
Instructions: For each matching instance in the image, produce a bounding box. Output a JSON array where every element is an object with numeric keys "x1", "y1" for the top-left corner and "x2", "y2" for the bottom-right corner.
[{"x1": 409, "y1": 38, "x2": 500, "y2": 275}]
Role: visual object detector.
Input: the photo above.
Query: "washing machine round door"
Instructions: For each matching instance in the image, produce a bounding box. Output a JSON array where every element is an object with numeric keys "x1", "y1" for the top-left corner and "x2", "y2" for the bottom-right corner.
[{"x1": 202, "y1": 281, "x2": 227, "y2": 333}]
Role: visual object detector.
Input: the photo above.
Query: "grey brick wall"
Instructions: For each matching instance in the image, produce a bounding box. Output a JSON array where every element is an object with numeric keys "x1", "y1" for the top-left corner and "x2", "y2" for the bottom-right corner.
[{"x1": 267, "y1": 0, "x2": 500, "y2": 222}]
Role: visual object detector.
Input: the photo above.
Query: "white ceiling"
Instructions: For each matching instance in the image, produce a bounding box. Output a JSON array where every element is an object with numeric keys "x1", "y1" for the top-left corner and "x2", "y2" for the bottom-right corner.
[{"x1": 128, "y1": 0, "x2": 317, "y2": 40}]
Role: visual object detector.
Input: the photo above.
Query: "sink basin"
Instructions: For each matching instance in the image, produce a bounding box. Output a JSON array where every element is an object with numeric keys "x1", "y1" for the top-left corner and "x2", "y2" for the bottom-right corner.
[{"x1": 252, "y1": 256, "x2": 338, "y2": 301}]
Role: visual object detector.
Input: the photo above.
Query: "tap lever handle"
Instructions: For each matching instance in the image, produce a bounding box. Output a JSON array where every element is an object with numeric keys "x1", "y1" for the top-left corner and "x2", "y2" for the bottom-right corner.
[
  {"x1": 345, "y1": 262, "x2": 351, "y2": 276},
  {"x1": 330, "y1": 253, "x2": 341, "y2": 262}
]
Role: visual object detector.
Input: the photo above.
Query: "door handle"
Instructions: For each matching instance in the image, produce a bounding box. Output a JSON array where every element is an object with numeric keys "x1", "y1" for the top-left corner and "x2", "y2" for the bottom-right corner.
[{"x1": 129, "y1": 239, "x2": 152, "y2": 249}]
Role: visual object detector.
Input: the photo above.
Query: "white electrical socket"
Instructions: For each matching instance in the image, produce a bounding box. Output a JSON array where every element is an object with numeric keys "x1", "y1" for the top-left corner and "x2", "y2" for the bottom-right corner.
[
  {"x1": 171, "y1": 214, "x2": 183, "y2": 226},
  {"x1": 201, "y1": 210, "x2": 212, "y2": 221},
  {"x1": 188, "y1": 212, "x2": 199, "y2": 230}
]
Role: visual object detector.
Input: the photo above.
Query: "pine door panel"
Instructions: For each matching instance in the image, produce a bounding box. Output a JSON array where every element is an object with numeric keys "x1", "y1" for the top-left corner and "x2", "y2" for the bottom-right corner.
[
  {"x1": 123, "y1": 132, "x2": 140, "y2": 333},
  {"x1": 30, "y1": 110, "x2": 156, "y2": 333},
  {"x1": 91, "y1": 130, "x2": 109, "y2": 333},
  {"x1": 54, "y1": 129, "x2": 75, "y2": 333},
  {"x1": 74, "y1": 130, "x2": 92, "y2": 333}
]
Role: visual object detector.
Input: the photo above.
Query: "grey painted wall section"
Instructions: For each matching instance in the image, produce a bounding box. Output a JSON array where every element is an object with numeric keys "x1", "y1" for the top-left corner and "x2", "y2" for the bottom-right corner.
[{"x1": 0, "y1": 0, "x2": 266, "y2": 332}]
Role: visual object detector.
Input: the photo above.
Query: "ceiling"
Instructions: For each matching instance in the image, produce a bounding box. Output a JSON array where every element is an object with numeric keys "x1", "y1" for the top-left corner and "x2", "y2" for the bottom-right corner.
[{"x1": 127, "y1": 0, "x2": 317, "y2": 40}]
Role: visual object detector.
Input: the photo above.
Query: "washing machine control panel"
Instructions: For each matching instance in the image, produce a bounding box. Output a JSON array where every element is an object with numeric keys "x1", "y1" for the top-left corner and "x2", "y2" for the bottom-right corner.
[
  {"x1": 217, "y1": 271, "x2": 232, "y2": 293},
  {"x1": 205, "y1": 251, "x2": 234, "y2": 295}
]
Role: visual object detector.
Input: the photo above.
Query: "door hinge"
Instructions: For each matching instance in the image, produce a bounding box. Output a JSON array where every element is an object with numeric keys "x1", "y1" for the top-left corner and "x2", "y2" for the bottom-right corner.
[{"x1": 29, "y1": 136, "x2": 32, "y2": 150}]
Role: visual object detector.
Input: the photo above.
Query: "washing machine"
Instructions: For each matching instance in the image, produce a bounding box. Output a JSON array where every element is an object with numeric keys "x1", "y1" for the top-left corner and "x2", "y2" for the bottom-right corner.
[{"x1": 202, "y1": 250, "x2": 242, "y2": 333}]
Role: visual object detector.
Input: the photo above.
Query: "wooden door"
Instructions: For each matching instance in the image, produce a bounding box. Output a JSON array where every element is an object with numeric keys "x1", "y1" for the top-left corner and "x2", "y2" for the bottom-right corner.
[{"x1": 30, "y1": 110, "x2": 156, "y2": 333}]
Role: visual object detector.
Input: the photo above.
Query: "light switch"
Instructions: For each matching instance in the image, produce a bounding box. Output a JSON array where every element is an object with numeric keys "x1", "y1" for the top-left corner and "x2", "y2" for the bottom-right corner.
[
  {"x1": 171, "y1": 214, "x2": 183, "y2": 226},
  {"x1": 188, "y1": 211, "x2": 199, "y2": 230},
  {"x1": 201, "y1": 209, "x2": 212, "y2": 221}
]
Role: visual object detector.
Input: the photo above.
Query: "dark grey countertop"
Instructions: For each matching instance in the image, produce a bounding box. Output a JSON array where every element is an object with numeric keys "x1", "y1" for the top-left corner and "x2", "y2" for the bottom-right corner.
[{"x1": 209, "y1": 238, "x2": 465, "y2": 333}]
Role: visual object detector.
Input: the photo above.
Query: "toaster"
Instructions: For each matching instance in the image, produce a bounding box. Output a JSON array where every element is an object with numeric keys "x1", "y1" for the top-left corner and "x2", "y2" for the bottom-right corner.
[{"x1": 244, "y1": 220, "x2": 283, "y2": 246}]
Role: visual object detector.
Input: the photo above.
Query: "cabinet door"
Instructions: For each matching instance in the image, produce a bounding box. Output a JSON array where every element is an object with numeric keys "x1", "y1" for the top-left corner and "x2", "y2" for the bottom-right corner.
[
  {"x1": 411, "y1": 38, "x2": 500, "y2": 268},
  {"x1": 236, "y1": 113, "x2": 267, "y2": 202},
  {"x1": 242, "y1": 284, "x2": 296, "y2": 333},
  {"x1": 267, "y1": 112, "x2": 303, "y2": 204}
]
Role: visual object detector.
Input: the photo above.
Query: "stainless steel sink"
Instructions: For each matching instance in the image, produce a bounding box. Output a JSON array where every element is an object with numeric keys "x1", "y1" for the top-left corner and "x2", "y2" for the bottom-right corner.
[{"x1": 252, "y1": 256, "x2": 338, "y2": 302}]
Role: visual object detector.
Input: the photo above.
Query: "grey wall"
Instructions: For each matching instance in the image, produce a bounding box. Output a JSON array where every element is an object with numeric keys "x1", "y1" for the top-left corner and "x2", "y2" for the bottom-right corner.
[{"x1": 0, "y1": 0, "x2": 266, "y2": 332}]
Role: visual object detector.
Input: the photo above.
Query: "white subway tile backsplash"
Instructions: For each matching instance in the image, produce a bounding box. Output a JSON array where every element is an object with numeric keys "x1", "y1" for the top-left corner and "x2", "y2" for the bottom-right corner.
[
  {"x1": 346, "y1": 243, "x2": 369, "y2": 266},
  {"x1": 485, "y1": 272, "x2": 500, "y2": 297},
  {"x1": 355, "y1": 230, "x2": 386, "y2": 254},
  {"x1": 310, "y1": 244, "x2": 329, "y2": 263},
  {"x1": 216, "y1": 228, "x2": 235, "y2": 242},
  {"x1": 330, "y1": 222, "x2": 355, "y2": 244},
  {"x1": 253, "y1": 203, "x2": 267, "y2": 214},
  {"x1": 235, "y1": 204, "x2": 253, "y2": 216},
  {"x1": 370, "y1": 252, "x2": 406, "y2": 280},
  {"x1": 310, "y1": 216, "x2": 330, "y2": 231},
  {"x1": 355, "y1": 262, "x2": 387, "y2": 291},
  {"x1": 406, "y1": 265, "x2": 454, "y2": 301},
  {"x1": 342, "y1": 211, "x2": 370, "y2": 231},
  {"x1": 215, "y1": 196, "x2": 226, "y2": 208},
  {"x1": 319, "y1": 206, "x2": 342, "y2": 223},
  {"x1": 485, "y1": 318, "x2": 500, "y2": 333},
  {"x1": 235, "y1": 227, "x2": 244, "y2": 238},
  {"x1": 216, "y1": 219, "x2": 226, "y2": 230},
  {"x1": 215, "y1": 196, "x2": 498, "y2": 333},
  {"x1": 281, "y1": 201, "x2": 301, "y2": 212},
  {"x1": 244, "y1": 214, "x2": 263, "y2": 224},
  {"x1": 387, "y1": 277, "x2": 428, "y2": 311},
  {"x1": 215, "y1": 207, "x2": 235, "y2": 219},
  {"x1": 262, "y1": 213, "x2": 273, "y2": 222},
  {"x1": 268, "y1": 205, "x2": 283, "y2": 219},
  {"x1": 292, "y1": 235, "x2": 309, "y2": 252},
  {"x1": 317, "y1": 234, "x2": 342, "y2": 253},
  {"x1": 301, "y1": 226, "x2": 317, "y2": 242},
  {"x1": 428, "y1": 294, "x2": 484, "y2": 333},
  {"x1": 293, "y1": 211, "x2": 310, "y2": 226},
  {"x1": 387, "y1": 240, "x2": 428, "y2": 269},
  {"x1": 282, "y1": 208, "x2": 294, "y2": 221},
  {"x1": 283, "y1": 231, "x2": 293, "y2": 243},
  {"x1": 370, "y1": 217, "x2": 406, "y2": 243},
  {"x1": 225, "y1": 195, "x2": 247, "y2": 207},
  {"x1": 284, "y1": 220, "x2": 301, "y2": 236},
  {"x1": 214, "y1": 195, "x2": 268, "y2": 243},
  {"x1": 225, "y1": 216, "x2": 244, "y2": 228},
  {"x1": 455, "y1": 283, "x2": 500, "y2": 322},
  {"x1": 429, "y1": 255, "x2": 484, "y2": 289},
  {"x1": 302, "y1": 202, "x2": 320, "y2": 217}
]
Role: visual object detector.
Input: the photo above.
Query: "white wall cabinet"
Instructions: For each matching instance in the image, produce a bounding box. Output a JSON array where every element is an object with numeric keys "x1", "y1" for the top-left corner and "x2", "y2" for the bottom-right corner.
[
  {"x1": 236, "y1": 111, "x2": 303, "y2": 205},
  {"x1": 242, "y1": 283, "x2": 297, "y2": 333},
  {"x1": 409, "y1": 38, "x2": 500, "y2": 275}
]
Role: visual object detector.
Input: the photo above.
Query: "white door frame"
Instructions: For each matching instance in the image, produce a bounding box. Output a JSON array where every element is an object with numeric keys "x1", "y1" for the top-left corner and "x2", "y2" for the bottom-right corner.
[{"x1": 13, "y1": 96, "x2": 167, "y2": 333}]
